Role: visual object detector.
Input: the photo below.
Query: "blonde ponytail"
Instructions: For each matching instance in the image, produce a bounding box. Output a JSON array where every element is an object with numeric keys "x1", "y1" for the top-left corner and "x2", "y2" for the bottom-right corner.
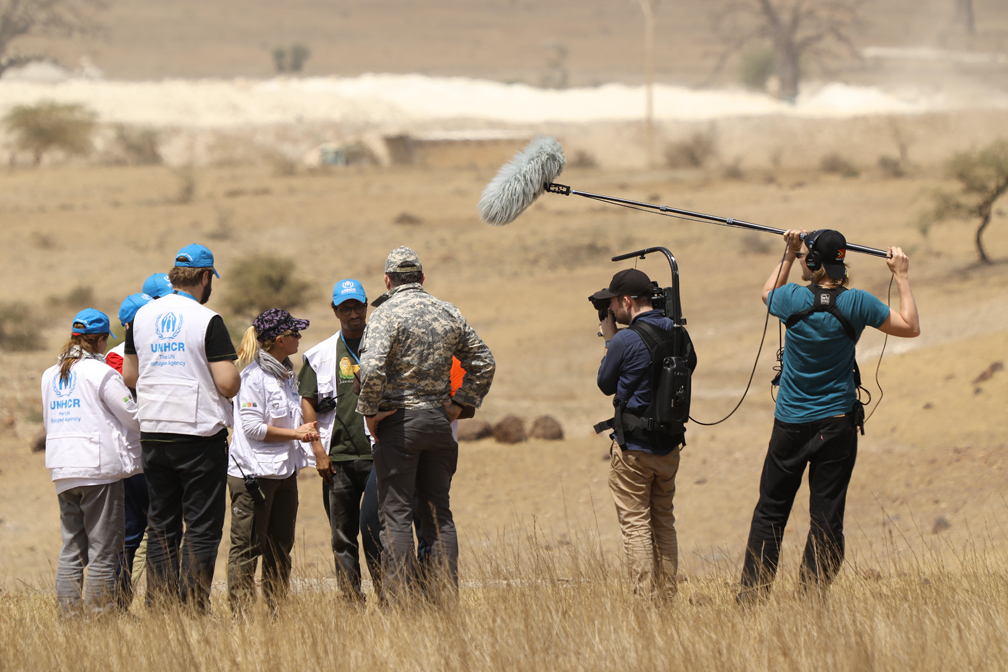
[{"x1": 236, "y1": 326, "x2": 260, "y2": 368}]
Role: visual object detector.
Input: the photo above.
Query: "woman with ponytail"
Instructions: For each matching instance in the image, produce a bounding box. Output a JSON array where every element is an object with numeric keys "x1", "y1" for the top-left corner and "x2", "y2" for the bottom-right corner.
[
  {"x1": 41, "y1": 309, "x2": 142, "y2": 615},
  {"x1": 227, "y1": 308, "x2": 318, "y2": 612}
]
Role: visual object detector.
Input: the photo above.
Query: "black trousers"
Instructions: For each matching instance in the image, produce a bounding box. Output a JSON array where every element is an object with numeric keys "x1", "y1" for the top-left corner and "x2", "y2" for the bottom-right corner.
[
  {"x1": 321, "y1": 458, "x2": 373, "y2": 598},
  {"x1": 359, "y1": 464, "x2": 433, "y2": 600},
  {"x1": 740, "y1": 414, "x2": 858, "y2": 595},
  {"x1": 115, "y1": 472, "x2": 150, "y2": 609},
  {"x1": 142, "y1": 432, "x2": 228, "y2": 612},
  {"x1": 373, "y1": 407, "x2": 458, "y2": 602}
]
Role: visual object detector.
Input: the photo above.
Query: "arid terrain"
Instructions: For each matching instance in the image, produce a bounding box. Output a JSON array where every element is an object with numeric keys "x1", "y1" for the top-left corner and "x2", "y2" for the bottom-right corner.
[{"x1": 1, "y1": 156, "x2": 1006, "y2": 590}]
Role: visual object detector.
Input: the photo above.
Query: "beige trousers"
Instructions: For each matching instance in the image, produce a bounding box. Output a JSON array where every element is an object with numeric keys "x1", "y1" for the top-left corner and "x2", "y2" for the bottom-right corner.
[{"x1": 608, "y1": 444, "x2": 681, "y2": 597}]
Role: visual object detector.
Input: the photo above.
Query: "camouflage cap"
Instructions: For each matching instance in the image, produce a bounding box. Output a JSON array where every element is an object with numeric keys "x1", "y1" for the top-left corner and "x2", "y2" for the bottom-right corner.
[{"x1": 385, "y1": 246, "x2": 423, "y2": 274}]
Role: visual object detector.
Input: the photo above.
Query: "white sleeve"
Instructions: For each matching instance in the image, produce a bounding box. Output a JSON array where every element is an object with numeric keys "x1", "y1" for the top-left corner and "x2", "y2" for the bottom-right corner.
[
  {"x1": 237, "y1": 374, "x2": 269, "y2": 441},
  {"x1": 100, "y1": 372, "x2": 141, "y2": 435}
]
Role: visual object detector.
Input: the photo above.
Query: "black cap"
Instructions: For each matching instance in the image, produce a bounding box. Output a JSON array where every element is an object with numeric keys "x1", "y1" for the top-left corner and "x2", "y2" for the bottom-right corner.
[
  {"x1": 808, "y1": 229, "x2": 848, "y2": 280},
  {"x1": 589, "y1": 268, "x2": 652, "y2": 302}
]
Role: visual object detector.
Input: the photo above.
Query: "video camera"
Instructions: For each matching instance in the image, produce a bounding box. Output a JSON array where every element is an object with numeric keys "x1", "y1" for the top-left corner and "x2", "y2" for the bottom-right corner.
[{"x1": 590, "y1": 281, "x2": 674, "y2": 323}]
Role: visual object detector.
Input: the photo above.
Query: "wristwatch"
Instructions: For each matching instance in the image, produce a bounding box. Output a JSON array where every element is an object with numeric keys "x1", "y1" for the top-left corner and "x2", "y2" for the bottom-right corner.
[{"x1": 604, "y1": 339, "x2": 611, "y2": 349}]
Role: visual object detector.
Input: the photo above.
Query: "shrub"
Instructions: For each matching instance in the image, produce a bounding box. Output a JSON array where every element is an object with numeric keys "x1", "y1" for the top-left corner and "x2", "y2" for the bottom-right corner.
[
  {"x1": 4, "y1": 102, "x2": 97, "y2": 165},
  {"x1": 173, "y1": 168, "x2": 195, "y2": 204},
  {"x1": 273, "y1": 44, "x2": 311, "y2": 73},
  {"x1": 878, "y1": 156, "x2": 904, "y2": 178},
  {"x1": 47, "y1": 284, "x2": 94, "y2": 308},
  {"x1": 820, "y1": 153, "x2": 859, "y2": 178},
  {"x1": 115, "y1": 125, "x2": 162, "y2": 165},
  {"x1": 664, "y1": 132, "x2": 717, "y2": 169},
  {"x1": 223, "y1": 255, "x2": 311, "y2": 318},
  {"x1": 739, "y1": 47, "x2": 775, "y2": 90},
  {"x1": 0, "y1": 303, "x2": 43, "y2": 352}
]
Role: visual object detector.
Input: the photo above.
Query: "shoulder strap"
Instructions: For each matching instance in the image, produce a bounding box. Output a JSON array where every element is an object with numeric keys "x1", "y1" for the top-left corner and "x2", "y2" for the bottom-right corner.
[{"x1": 784, "y1": 286, "x2": 857, "y2": 343}]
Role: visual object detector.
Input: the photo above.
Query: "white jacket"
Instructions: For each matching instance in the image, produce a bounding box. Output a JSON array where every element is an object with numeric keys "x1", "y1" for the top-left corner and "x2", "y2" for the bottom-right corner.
[
  {"x1": 132, "y1": 293, "x2": 233, "y2": 436},
  {"x1": 42, "y1": 359, "x2": 142, "y2": 494},
  {"x1": 228, "y1": 360, "x2": 309, "y2": 479}
]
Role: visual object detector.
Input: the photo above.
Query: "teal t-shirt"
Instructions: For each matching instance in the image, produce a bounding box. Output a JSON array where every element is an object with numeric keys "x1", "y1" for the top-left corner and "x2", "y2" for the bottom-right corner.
[{"x1": 769, "y1": 284, "x2": 890, "y2": 423}]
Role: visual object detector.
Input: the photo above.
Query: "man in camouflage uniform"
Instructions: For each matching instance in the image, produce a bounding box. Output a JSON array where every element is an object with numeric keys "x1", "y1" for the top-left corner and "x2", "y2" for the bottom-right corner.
[{"x1": 357, "y1": 247, "x2": 495, "y2": 600}]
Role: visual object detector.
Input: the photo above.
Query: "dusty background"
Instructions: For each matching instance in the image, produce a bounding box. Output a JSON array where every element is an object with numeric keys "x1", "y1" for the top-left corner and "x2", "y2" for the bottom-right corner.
[{"x1": 1, "y1": 0, "x2": 1007, "y2": 594}]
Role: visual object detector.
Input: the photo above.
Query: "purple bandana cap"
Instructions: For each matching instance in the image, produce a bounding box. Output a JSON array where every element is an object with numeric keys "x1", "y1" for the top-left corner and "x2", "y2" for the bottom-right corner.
[{"x1": 253, "y1": 308, "x2": 309, "y2": 342}]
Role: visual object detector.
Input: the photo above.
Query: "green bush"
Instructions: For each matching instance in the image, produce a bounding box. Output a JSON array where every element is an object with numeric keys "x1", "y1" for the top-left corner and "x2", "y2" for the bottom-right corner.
[
  {"x1": 4, "y1": 102, "x2": 96, "y2": 165},
  {"x1": 273, "y1": 44, "x2": 311, "y2": 73},
  {"x1": 115, "y1": 125, "x2": 162, "y2": 165},
  {"x1": 0, "y1": 303, "x2": 44, "y2": 352},
  {"x1": 739, "y1": 47, "x2": 775, "y2": 90},
  {"x1": 223, "y1": 255, "x2": 311, "y2": 318},
  {"x1": 664, "y1": 132, "x2": 717, "y2": 169},
  {"x1": 820, "y1": 153, "x2": 859, "y2": 177}
]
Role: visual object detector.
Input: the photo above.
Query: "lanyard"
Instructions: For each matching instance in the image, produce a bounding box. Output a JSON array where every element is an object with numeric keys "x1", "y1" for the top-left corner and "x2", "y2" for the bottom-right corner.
[
  {"x1": 340, "y1": 332, "x2": 361, "y2": 366},
  {"x1": 174, "y1": 289, "x2": 198, "y2": 302}
]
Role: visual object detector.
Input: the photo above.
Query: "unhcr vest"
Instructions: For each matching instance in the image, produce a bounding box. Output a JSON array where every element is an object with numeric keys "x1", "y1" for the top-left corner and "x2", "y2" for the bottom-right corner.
[
  {"x1": 132, "y1": 293, "x2": 234, "y2": 436},
  {"x1": 41, "y1": 359, "x2": 142, "y2": 485},
  {"x1": 303, "y1": 331, "x2": 371, "y2": 465}
]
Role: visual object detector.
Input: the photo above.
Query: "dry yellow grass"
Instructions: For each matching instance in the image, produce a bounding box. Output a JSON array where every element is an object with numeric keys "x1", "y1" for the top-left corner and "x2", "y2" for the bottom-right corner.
[{"x1": 4, "y1": 532, "x2": 1008, "y2": 671}]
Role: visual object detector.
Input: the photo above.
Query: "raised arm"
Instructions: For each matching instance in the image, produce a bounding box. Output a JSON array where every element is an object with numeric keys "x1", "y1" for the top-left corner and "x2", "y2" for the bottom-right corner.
[
  {"x1": 877, "y1": 247, "x2": 920, "y2": 338},
  {"x1": 762, "y1": 229, "x2": 804, "y2": 305}
]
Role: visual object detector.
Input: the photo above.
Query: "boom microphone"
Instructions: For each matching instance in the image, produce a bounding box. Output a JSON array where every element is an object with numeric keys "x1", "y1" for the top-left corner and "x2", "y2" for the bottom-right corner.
[
  {"x1": 478, "y1": 136, "x2": 566, "y2": 226},
  {"x1": 479, "y1": 137, "x2": 889, "y2": 259}
]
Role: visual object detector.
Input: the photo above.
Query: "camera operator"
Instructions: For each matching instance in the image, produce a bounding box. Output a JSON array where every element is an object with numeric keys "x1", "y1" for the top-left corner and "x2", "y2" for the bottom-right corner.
[
  {"x1": 593, "y1": 268, "x2": 696, "y2": 600},
  {"x1": 738, "y1": 229, "x2": 919, "y2": 605}
]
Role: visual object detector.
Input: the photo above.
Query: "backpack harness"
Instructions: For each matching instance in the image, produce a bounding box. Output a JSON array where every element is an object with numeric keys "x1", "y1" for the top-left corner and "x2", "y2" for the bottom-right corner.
[
  {"x1": 594, "y1": 321, "x2": 693, "y2": 449},
  {"x1": 778, "y1": 285, "x2": 866, "y2": 434}
]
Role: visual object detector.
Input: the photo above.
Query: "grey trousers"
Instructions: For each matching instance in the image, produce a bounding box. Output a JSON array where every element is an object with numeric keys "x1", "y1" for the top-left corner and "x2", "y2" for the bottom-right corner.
[
  {"x1": 56, "y1": 481, "x2": 125, "y2": 615},
  {"x1": 373, "y1": 407, "x2": 458, "y2": 602}
]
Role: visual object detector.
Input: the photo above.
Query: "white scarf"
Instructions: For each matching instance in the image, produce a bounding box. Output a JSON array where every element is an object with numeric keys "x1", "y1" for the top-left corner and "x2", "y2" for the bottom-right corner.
[
  {"x1": 57, "y1": 345, "x2": 107, "y2": 366},
  {"x1": 257, "y1": 348, "x2": 297, "y2": 394}
]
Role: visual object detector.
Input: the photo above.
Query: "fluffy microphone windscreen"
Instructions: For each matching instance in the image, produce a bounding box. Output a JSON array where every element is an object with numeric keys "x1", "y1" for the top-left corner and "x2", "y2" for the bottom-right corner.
[{"x1": 478, "y1": 136, "x2": 566, "y2": 226}]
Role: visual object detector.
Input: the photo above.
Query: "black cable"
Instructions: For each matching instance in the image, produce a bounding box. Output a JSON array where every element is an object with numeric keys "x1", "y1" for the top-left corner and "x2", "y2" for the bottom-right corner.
[
  {"x1": 688, "y1": 241, "x2": 791, "y2": 426},
  {"x1": 863, "y1": 275, "x2": 894, "y2": 423}
]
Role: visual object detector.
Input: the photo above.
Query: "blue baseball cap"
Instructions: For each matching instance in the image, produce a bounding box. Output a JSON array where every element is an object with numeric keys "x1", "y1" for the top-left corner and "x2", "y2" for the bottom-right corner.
[
  {"x1": 118, "y1": 293, "x2": 152, "y2": 326},
  {"x1": 142, "y1": 273, "x2": 173, "y2": 298},
  {"x1": 72, "y1": 308, "x2": 115, "y2": 339},
  {"x1": 332, "y1": 279, "x2": 367, "y2": 307},
  {"x1": 174, "y1": 244, "x2": 220, "y2": 278}
]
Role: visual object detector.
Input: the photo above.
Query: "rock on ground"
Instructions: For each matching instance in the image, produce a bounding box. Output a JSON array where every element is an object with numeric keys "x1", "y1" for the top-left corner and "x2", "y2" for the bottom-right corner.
[
  {"x1": 493, "y1": 415, "x2": 526, "y2": 444},
  {"x1": 457, "y1": 419, "x2": 493, "y2": 442},
  {"x1": 529, "y1": 415, "x2": 563, "y2": 440}
]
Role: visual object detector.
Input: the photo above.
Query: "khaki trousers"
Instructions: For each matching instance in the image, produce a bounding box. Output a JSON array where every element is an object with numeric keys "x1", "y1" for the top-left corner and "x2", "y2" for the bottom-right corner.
[{"x1": 608, "y1": 445, "x2": 681, "y2": 598}]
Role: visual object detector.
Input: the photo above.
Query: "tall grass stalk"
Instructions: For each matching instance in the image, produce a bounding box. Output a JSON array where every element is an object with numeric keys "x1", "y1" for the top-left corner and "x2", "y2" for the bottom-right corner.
[{"x1": 3, "y1": 528, "x2": 1008, "y2": 671}]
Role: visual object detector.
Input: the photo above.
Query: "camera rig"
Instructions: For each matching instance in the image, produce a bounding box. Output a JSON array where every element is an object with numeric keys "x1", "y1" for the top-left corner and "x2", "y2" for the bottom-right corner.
[{"x1": 590, "y1": 246, "x2": 685, "y2": 327}]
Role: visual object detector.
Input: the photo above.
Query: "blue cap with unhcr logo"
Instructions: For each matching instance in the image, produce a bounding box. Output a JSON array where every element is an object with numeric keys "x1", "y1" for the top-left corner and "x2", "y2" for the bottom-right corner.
[
  {"x1": 332, "y1": 279, "x2": 367, "y2": 307},
  {"x1": 142, "y1": 273, "x2": 173, "y2": 298},
  {"x1": 118, "y1": 293, "x2": 152, "y2": 326},
  {"x1": 72, "y1": 308, "x2": 115, "y2": 339},
  {"x1": 174, "y1": 244, "x2": 220, "y2": 278}
]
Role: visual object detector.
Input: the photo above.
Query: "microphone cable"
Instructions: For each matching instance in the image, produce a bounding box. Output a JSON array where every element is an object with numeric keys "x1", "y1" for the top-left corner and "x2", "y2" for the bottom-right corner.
[{"x1": 688, "y1": 241, "x2": 791, "y2": 426}]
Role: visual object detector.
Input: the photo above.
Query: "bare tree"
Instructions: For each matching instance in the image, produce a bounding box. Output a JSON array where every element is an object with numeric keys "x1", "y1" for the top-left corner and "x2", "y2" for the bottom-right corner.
[
  {"x1": 712, "y1": 0, "x2": 862, "y2": 101},
  {"x1": 930, "y1": 140, "x2": 1008, "y2": 264},
  {"x1": 954, "y1": 0, "x2": 975, "y2": 35},
  {"x1": 0, "y1": 0, "x2": 104, "y2": 75}
]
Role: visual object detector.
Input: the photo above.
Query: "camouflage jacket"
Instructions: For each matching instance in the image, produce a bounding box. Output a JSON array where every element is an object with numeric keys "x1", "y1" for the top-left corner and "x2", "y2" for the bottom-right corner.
[{"x1": 356, "y1": 283, "x2": 495, "y2": 416}]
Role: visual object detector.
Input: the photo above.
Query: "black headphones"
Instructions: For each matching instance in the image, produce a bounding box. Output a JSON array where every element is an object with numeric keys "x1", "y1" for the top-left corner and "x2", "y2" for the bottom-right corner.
[{"x1": 803, "y1": 229, "x2": 825, "y2": 271}]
